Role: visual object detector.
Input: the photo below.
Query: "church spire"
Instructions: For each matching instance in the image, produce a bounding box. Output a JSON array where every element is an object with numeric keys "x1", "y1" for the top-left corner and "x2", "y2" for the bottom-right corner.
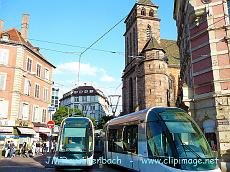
[{"x1": 137, "y1": 0, "x2": 154, "y2": 6}]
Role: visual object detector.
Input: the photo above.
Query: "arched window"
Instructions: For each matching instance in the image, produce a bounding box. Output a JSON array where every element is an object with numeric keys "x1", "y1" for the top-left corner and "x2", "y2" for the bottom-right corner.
[
  {"x1": 146, "y1": 25, "x2": 152, "y2": 39},
  {"x1": 129, "y1": 78, "x2": 134, "y2": 112},
  {"x1": 141, "y1": 8, "x2": 146, "y2": 16},
  {"x1": 149, "y1": 9, "x2": 154, "y2": 17}
]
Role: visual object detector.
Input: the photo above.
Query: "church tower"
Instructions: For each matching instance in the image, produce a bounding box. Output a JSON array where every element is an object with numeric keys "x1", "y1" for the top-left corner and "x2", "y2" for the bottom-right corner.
[
  {"x1": 124, "y1": 0, "x2": 160, "y2": 65},
  {"x1": 122, "y1": 0, "x2": 179, "y2": 115}
]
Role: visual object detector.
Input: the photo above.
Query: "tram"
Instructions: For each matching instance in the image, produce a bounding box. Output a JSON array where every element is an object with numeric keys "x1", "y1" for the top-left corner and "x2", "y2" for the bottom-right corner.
[
  {"x1": 104, "y1": 107, "x2": 221, "y2": 172},
  {"x1": 53, "y1": 117, "x2": 94, "y2": 169}
]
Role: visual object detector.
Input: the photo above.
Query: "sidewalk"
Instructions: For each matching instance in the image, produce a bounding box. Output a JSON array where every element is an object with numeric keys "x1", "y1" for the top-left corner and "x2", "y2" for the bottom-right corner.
[{"x1": 0, "y1": 154, "x2": 48, "y2": 168}]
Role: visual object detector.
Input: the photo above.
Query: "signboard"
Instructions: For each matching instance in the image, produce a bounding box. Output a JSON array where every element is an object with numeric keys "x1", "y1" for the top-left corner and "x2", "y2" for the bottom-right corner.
[
  {"x1": 217, "y1": 119, "x2": 229, "y2": 125},
  {"x1": 47, "y1": 120, "x2": 55, "y2": 129},
  {"x1": 48, "y1": 106, "x2": 56, "y2": 111}
]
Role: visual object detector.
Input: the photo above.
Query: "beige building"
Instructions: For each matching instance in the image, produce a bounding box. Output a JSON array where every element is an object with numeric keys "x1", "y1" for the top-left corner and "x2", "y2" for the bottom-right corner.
[
  {"x1": 122, "y1": 0, "x2": 180, "y2": 114},
  {"x1": 174, "y1": 0, "x2": 230, "y2": 170},
  {"x1": 0, "y1": 14, "x2": 55, "y2": 145}
]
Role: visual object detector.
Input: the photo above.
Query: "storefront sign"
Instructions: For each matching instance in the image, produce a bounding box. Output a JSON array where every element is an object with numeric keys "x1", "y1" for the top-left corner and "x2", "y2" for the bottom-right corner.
[
  {"x1": 217, "y1": 119, "x2": 229, "y2": 125},
  {"x1": 0, "y1": 127, "x2": 13, "y2": 133}
]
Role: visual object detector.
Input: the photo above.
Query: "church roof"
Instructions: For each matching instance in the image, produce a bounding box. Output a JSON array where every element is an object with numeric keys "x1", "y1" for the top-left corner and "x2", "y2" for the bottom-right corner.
[
  {"x1": 141, "y1": 37, "x2": 180, "y2": 65},
  {"x1": 160, "y1": 39, "x2": 180, "y2": 65},
  {"x1": 142, "y1": 36, "x2": 164, "y2": 52},
  {"x1": 138, "y1": 0, "x2": 154, "y2": 6}
]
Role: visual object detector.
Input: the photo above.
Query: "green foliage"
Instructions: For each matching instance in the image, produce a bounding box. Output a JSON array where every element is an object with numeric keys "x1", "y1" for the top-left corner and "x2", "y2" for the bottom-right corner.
[
  {"x1": 53, "y1": 106, "x2": 83, "y2": 125},
  {"x1": 97, "y1": 115, "x2": 114, "y2": 129}
]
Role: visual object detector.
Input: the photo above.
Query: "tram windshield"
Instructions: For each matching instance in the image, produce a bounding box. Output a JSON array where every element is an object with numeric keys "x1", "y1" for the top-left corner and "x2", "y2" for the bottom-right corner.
[
  {"x1": 147, "y1": 109, "x2": 218, "y2": 171},
  {"x1": 159, "y1": 110, "x2": 213, "y2": 159},
  {"x1": 59, "y1": 118, "x2": 93, "y2": 153}
]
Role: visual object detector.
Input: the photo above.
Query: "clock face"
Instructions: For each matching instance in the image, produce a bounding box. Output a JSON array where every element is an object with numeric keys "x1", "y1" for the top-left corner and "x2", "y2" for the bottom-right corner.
[{"x1": 201, "y1": 0, "x2": 212, "y2": 4}]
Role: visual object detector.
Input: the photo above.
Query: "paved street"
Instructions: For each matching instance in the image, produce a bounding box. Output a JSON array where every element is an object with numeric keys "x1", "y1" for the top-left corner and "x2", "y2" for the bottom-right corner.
[{"x1": 0, "y1": 154, "x2": 126, "y2": 172}]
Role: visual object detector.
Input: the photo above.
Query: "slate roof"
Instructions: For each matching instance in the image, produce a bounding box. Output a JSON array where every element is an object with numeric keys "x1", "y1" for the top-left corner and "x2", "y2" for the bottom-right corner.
[
  {"x1": 138, "y1": 0, "x2": 154, "y2": 6},
  {"x1": 160, "y1": 39, "x2": 180, "y2": 65},
  {"x1": 142, "y1": 37, "x2": 164, "y2": 52}
]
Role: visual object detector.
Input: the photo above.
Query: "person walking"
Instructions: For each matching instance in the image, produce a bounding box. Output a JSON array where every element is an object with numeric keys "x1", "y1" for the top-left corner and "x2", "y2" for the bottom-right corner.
[
  {"x1": 9, "y1": 140, "x2": 15, "y2": 158},
  {"x1": 4, "y1": 141, "x2": 10, "y2": 158},
  {"x1": 31, "y1": 141, "x2": 36, "y2": 157}
]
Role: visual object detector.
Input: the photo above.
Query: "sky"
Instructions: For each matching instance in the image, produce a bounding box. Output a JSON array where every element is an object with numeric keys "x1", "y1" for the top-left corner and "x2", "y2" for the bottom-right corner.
[{"x1": 0, "y1": 0, "x2": 177, "y2": 114}]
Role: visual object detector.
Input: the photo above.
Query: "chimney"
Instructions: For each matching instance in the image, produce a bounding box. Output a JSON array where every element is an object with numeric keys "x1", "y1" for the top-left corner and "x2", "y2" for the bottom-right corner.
[
  {"x1": 21, "y1": 13, "x2": 30, "y2": 41},
  {"x1": 0, "y1": 20, "x2": 3, "y2": 32}
]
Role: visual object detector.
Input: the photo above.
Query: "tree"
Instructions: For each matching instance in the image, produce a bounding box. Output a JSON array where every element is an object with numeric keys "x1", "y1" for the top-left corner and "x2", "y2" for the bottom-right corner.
[
  {"x1": 53, "y1": 106, "x2": 83, "y2": 125},
  {"x1": 97, "y1": 116, "x2": 114, "y2": 129}
]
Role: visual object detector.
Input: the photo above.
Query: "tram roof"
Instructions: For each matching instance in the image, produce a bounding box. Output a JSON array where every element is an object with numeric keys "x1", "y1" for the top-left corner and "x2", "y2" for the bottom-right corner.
[{"x1": 107, "y1": 107, "x2": 182, "y2": 126}]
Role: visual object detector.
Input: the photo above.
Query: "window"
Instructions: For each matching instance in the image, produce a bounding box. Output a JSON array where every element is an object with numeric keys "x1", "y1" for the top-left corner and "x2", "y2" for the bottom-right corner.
[
  {"x1": 35, "y1": 84, "x2": 40, "y2": 98},
  {"x1": 146, "y1": 25, "x2": 152, "y2": 40},
  {"x1": 82, "y1": 105, "x2": 87, "y2": 111},
  {"x1": 43, "y1": 87, "x2": 48, "y2": 102},
  {"x1": 82, "y1": 96, "x2": 87, "y2": 102},
  {"x1": 42, "y1": 109, "x2": 47, "y2": 123},
  {"x1": 44, "y1": 68, "x2": 49, "y2": 80},
  {"x1": 0, "y1": 99, "x2": 8, "y2": 118},
  {"x1": 149, "y1": 9, "x2": 154, "y2": 17},
  {"x1": 90, "y1": 96, "x2": 95, "y2": 102},
  {"x1": 108, "y1": 128, "x2": 124, "y2": 153},
  {"x1": 84, "y1": 90, "x2": 88, "y2": 93},
  {"x1": 24, "y1": 79, "x2": 31, "y2": 95},
  {"x1": 146, "y1": 121, "x2": 173, "y2": 158},
  {"x1": 21, "y1": 103, "x2": 29, "y2": 120},
  {"x1": 155, "y1": 51, "x2": 159, "y2": 59},
  {"x1": 123, "y1": 125, "x2": 138, "y2": 154},
  {"x1": 90, "y1": 104, "x2": 95, "y2": 111},
  {"x1": 32, "y1": 106, "x2": 39, "y2": 122},
  {"x1": 89, "y1": 90, "x2": 94, "y2": 93},
  {"x1": 0, "y1": 49, "x2": 9, "y2": 65},
  {"x1": 27, "y1": 58, "x2": 32, "y2": 72},
  {"x1": 36, "y1": 63, "x2": 41, "y2": 77},
  {"x1": 74, "y1": 96, "x2": 79, "y2": 102},
  {"x1": 0, "y1": 73, "x2": 7, "y2": 90},
  {"x1": 141, "y1": 8, "x2": 146, "y2": 15}
]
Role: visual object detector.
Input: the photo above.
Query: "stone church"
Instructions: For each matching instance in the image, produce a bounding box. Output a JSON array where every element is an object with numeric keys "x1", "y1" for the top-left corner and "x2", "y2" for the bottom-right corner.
[{"x1": 122, "y1": 0, "x2": 180, "y2": 114}]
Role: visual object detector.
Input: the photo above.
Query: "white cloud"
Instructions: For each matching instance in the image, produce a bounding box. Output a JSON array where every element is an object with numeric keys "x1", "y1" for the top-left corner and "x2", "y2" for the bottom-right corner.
[
  {"x1": 54, "y1": 62, "x2": 100, "y2": 76},
  {"x1": 100, "y1": 75, "x2": 115, "y2": 82}
]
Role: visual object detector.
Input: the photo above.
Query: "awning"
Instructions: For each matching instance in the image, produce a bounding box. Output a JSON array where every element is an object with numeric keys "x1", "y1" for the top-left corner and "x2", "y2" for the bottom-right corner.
[
  {"x1": 0, "y1": 127, "x2": 13, "y2": 133},
  {"x1": 17, "y1": 127, "x2": 36, "y2": 135},
  {"x1": 33, "y1": 127, "x2": 50, "y2": 133}
]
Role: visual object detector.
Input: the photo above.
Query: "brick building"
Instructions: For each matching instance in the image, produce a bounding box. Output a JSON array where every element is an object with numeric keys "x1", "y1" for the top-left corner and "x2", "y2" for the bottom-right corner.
[
  {"x1": 0, "y1": 14, "x2": 55, "y2": 146},
  {"x1": 174, "y1": 0, "x2": 230, "y2": 170},
  {"x1": 122, "y1": 0, "x2": 180, "y2": 114}
]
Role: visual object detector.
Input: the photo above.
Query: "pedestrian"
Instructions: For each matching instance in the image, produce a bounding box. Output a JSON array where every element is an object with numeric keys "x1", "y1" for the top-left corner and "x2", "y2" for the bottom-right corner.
[
  {"x1": 4, "y1": 141, "x2": 10, "y2": 158},
  {"x1": 36, "y1": 141, "x2": 40, "y2": 155},
  {"x1": 9, "y1": 140, "x2": 15, "y2": 158},
  {"x1": 31, "y1": 141, "x2": 36, "y2": 157},
  {"x1": 20, "y1": 142, "x2": 27, "y2": 156},
  {"x1": 42, "y1": 142, "x2": 46, "y2": 154},
  {"x1": 46, "y1": 140, "x2": 50, "y2": 153}
]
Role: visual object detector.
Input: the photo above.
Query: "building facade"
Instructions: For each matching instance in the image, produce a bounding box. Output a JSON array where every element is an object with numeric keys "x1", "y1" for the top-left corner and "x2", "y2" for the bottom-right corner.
[
  {"x1": 122, "y1": 0, "x2": 180, "y2": 114},
  {"x1": 174, "y1": 0, "x2": 230, "y2": 170},
  {"x1": 0, "y1": 14, "x2": 55, "y2": 146},
  {"x1": 59, "y1": 85, "x2": 109, "y2": 122}
]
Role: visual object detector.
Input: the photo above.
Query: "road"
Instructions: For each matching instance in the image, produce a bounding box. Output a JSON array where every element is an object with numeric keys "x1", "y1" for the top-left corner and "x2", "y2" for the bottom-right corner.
[{"x1": 0, "y1": 154, "x2": 127, "y2": 172}]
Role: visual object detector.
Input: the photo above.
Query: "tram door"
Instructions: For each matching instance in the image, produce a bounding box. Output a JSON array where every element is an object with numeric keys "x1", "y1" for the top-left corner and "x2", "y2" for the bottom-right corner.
[{"x1": 123, "y1": 125, "x2": 139, "y2": 171}]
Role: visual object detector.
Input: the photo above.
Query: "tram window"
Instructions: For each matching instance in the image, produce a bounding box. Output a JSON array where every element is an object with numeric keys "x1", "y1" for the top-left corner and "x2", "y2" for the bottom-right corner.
[
  {"x1": 108, "y1": 129, "x2": 124, "y2": 153},
  {"x1": 123, "y1": 125, "x2": 138, "y2": 154},
  {"x1": 146, "y1": 122, "x2": 172, "y2": 158}
]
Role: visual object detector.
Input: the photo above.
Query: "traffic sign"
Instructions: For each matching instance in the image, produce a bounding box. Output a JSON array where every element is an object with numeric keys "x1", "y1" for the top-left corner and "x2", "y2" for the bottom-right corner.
[{"x1": 47, "y1": 120, "x2": 55, "y2": 129}]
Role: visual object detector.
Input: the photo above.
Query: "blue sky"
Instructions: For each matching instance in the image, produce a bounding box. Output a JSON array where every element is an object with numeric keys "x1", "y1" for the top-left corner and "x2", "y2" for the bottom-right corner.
[{"x1": 0, "y1": 0, "x2": 177, "y2": 113}]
